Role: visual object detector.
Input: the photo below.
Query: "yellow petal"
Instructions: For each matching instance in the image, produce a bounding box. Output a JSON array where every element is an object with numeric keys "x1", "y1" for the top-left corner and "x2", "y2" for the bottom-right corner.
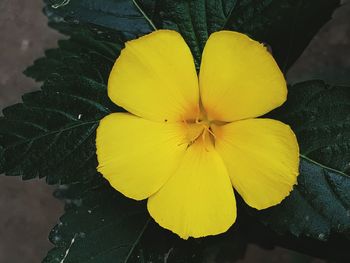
[
  {"x1": 108, "y1": 30, "x2": 200, "y2": 122},
  {"x1": 213, "y1": 119, "x2": 299, "y2": 210},
  {"x1": 199, "y1": 31, "x2": 287, "y2": 122},
  {"x1": 96, "y1": 113, "x2": 188, "y2": 200},
  {"x1": 148, "y1": 140, "x2": 236, "y2": 239}
]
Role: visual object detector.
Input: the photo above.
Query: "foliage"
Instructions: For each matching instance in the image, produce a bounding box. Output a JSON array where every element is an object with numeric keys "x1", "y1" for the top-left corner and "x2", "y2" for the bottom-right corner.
[
  {"x1": 47, "y1": 176, "x2": 254, "y2": 262},
  {"x1": 43, "y1": 177, "x2": 150, "y2": 263},
  {"x1": 45, "y1": 0, "x2": 340, "y2": 70},
  {"x1": 0, "y1": 25, "x2": 121, "y2": 184}
]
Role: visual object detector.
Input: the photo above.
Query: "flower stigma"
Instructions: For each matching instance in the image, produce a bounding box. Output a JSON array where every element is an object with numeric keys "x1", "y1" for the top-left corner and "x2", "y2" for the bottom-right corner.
[{"x1": 181, "y1": 104, "x2": 226, "y2": 149}]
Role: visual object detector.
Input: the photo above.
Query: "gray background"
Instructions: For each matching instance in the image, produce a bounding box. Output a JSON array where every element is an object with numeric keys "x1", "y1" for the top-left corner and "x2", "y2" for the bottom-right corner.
[{"x1": 0, "y1": 0, "x2": 349, "y2": 262}]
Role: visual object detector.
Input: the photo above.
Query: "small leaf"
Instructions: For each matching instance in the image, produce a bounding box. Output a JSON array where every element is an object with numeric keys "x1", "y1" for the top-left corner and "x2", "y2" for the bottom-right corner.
[{"x1": 259, "y1": 81, "x2": 350, "y2": 240}]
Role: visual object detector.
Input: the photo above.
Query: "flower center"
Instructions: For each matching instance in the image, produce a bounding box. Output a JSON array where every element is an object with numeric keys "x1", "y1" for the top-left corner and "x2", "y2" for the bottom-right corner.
[{"x1": 182, "y1": 117, "x2": 216, "y2": 148}]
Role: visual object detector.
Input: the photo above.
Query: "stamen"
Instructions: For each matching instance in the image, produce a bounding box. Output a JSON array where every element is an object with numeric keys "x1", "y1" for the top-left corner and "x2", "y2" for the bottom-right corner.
[
  {"x1": 206, "y1": 127, "x2": 216, "y2": 139},
  {"x1": 188, "y1": 130, "x2": 204, "y2": 148},
  {"x1": 182, "y1": 116, "x2": 216, "y2": 149}
]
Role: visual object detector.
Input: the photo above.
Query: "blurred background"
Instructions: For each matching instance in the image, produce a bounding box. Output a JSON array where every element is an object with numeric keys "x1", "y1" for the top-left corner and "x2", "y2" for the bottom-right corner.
[{"x1": 0, "y1": 0, "x2": 349, "y2": 262}]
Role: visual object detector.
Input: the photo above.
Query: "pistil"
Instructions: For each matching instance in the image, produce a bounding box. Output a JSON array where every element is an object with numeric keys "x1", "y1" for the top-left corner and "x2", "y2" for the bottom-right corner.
[{"x1": 183, "y1": 118, "x2": 216, "y2": 148}]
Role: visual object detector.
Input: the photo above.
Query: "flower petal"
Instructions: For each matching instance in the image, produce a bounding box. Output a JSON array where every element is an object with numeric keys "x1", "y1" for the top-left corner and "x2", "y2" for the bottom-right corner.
[
  {"x1": 213, "y1": 119, "x2": 299, "y2": 210},
  {"x1": 96, "y1": 113, "x2": 188, "y2": 200},
  {"x1": 199, "y1": 31, "x2": 287, "y2": 122},
  {"x1": 108, "y1": 30, "x2": 200, "y2": 122},
  {"x1": 148, "y1": 140, "x2": 236, "y2": 239}
]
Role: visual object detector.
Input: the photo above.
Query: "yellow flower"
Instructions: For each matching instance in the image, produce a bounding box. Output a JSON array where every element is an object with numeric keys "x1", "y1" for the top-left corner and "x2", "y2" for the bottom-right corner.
[{"x1": 96, "y1": 30, "x2": 299, "y2": 239}]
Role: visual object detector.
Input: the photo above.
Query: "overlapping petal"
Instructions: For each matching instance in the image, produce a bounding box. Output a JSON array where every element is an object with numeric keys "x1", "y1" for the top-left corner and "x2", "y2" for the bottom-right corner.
[
  {"x1": 212, "y1": 119, "x2": 299, "y2": 209},
  {"x1": 199, "y1": 31, "x2": 287, "y2": 122},
  {"x1": 108, "y1": 30, "x2": 200, "y2": 122},
  {"x1": 148, "y1": 139, "x2": 236, "y2": 239},
  {"x1": 96, "y1": 113, "x2": 188, "y2": 200}
]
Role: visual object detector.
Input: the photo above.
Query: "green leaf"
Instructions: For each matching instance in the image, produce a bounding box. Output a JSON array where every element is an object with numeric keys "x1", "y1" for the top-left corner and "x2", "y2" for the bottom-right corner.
[
  {"x1": 24, "y1": 25, "x2": 122, "y2": 82},
  {"x1": 48, "y1": 178, "x2": 195, "y2": 263},
  {"x1": 141, "y1": 0, "x2": 340, "y2": 70},
  {"x1": 44, "y1": 0, "x2": 155, "y2": 39},
  {"x1": 274, "y1": 81, "x2": 350, "y2": 173},
  {"x1": 49, "y1": 172, "x2": 350, "y2": 263},
  {"x1": 0, "y1": 26, "x2": 121, "y2": 184},
  {"x1": 44, "y1": 177, "x2": 151, "y2": 263},
  {"x1": 224, "y1": 0, "x2": 340, "y2": 71},
  {"x1": 49, "y1": 180, "x2": 350, "y2": 262},
  {"x1": 237, "y1": 212, "x2": 350, "y2": 261},
  {"x1": 46, "y1": 0, "x2": 340, "y2": 70},
  {"x1": 259, "y1": 81, "x2": 350, "y2": 240},
  {"x1": 47, "y1": 176, "x2": 251, "y2": 263}
]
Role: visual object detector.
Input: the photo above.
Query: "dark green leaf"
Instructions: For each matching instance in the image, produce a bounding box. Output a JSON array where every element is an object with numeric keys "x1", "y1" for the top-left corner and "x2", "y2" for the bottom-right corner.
[
  {"x1": 44, "y1": 0, "x2": 155, "y2": 40},
  {"x1": 224, "y1": 0, "x2": 340, "y2": 71},
  {"x1": 24, "y1": 26, "x2": 122, "y2": 82},
  {"x1": 0, "y1": 26, "x2": 121, "y2": 184},
  {"x1": 44, "y1": 177, "x2": 151, "y2": 263},
  {"x1": 50, "y1": 175, "x2": 350, "y2": 263},
  {"x1": 46, "y1": 0, "x2": 340, "y2": 70},
  {"x1": 259, "y1": 157, "x2": 350, "y2": 240},
  {"x1": 259, "y1": 81, "x2": 350, "y2": 240},
  {"x1": 144, "y1": 0, "x2": 339, "y2": 70},
  {"x1": 236, "y1": 213, "x2": 350, "y2": 261},
  {"x1": 48, "y1": 176, "x2": 250, "y2": 263},
  {"x1": 49, "y1": 173, "x2": 350, "y2": 263},
  {"x1": 273, "y1": 81, "x2": 350, "y2": 173},
  {"x1": 139, "y1": 0, "x2": 237, "y2": 68}
]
